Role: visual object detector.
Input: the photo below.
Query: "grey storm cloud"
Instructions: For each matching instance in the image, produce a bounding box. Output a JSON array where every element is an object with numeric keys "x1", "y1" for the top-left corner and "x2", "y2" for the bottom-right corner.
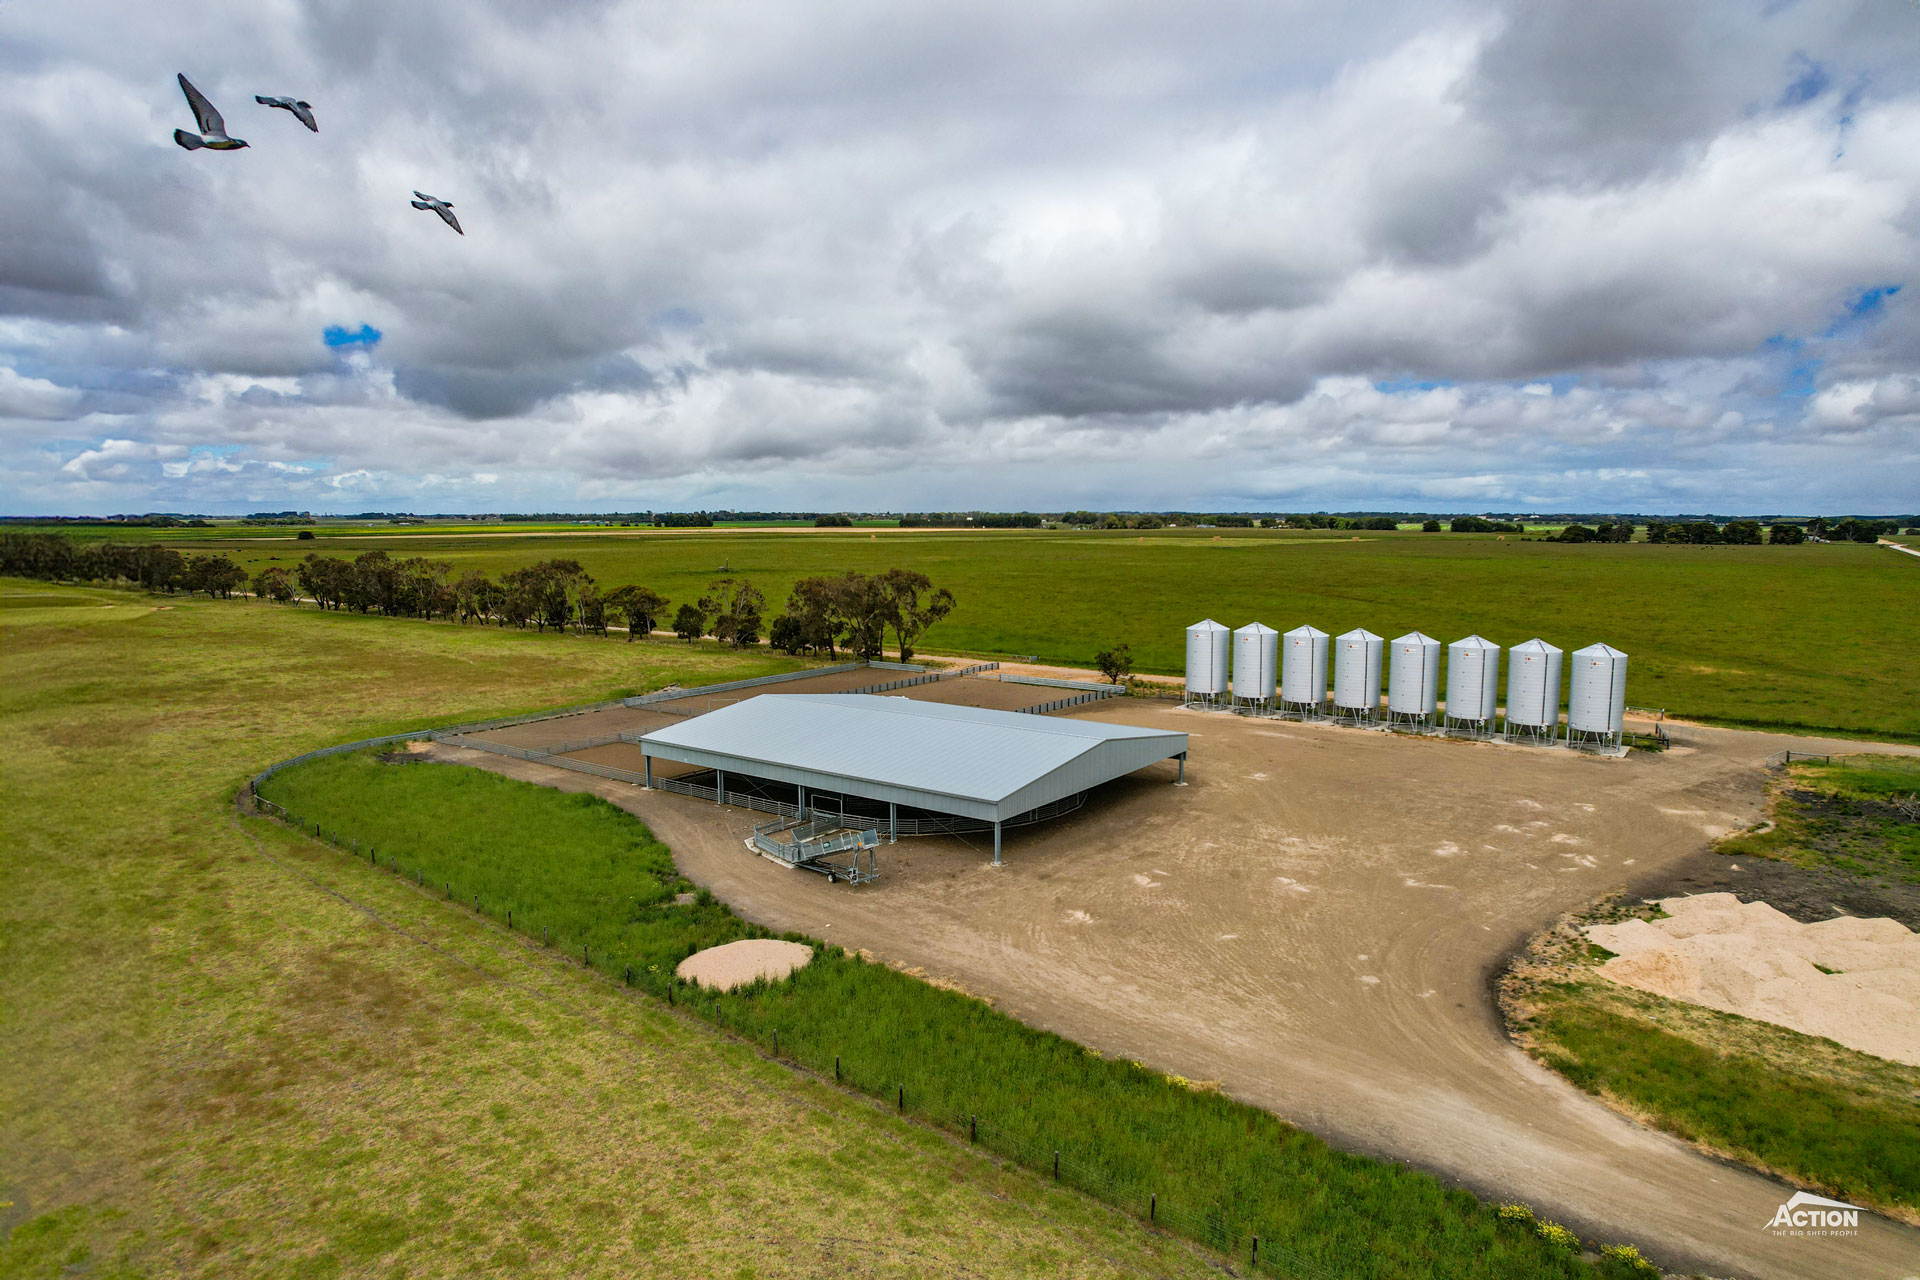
[{"x1": 1, "y1": 0, "x2": 1916, "y2": 515}]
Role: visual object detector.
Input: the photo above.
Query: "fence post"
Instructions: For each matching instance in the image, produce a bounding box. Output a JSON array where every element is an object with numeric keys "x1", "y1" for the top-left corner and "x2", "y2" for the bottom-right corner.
[
  {"x1": 897, "y1": 1084, "x2": 904, "y2": 1112},
  {"x1": 1252, "y1": 1237, "x2": 1259, "y2": 1268},
  {"x1": 1150, "y1": 1193, "x2": 1155, "y2": 1223},
  {"x1": 667, "y1": 979, "x2": 674, "y2": 1005},
  {"x1": 584, "y1": 944, "x2": 590, "y2": 967},
  {"x1": 969, "y1": 1114, "x2": 976, "y2": 1144},
  {"x1": 773, "y1": 1029, "x2": 779, "y2": 1057},
  {"x1": 507, "y1": 909, "x2": 512, "y2": 929},
  {"x1": 1053, "y1": 1150, "x2": 1059, "y2": 1180},
  {"x1": 624, "y1": 963, "x2": 631, "y2": 985},
  {"x1": 835, "y1": 1055, "x2": 840, "y2": 1083}
]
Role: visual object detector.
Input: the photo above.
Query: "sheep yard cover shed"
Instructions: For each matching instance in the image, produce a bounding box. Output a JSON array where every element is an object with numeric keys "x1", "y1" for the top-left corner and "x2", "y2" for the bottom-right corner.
[{"x1": 637, "y1": 694, "x2": 1188, "y2": 843}]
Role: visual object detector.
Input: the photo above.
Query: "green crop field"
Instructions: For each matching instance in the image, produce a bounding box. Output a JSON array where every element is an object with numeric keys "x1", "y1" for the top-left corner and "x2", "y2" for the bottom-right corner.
[
  {"x1": 0, "y1": 582, "x2": 1241, "y2": 1279},
  {"x1": 23, "y1": 524, "x2": 1920, "y2": 739}
]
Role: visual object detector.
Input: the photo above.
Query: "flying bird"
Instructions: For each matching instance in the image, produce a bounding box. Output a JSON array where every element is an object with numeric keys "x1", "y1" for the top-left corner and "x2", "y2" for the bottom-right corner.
[
  {"x1": 410, "y1": 191, "x2": 463, "y2": 235},
  {"x1": 255, "y1": 95, "x2": 317, "y2": 132},
  {"x1": 172, "y1": 74, "x2": 247, "y2": 151}
]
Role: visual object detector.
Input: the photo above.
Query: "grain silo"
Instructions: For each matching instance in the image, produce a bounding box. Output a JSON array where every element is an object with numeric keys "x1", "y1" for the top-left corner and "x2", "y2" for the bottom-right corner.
[
  {"x1": 1232, "y1": 622, "x2": 1279, "y2": 711},
  {"x1": 1387, "y1": 631, "x2": 1441, "y2": 727},
  {"x1": 1281, "y1": 625, "x2": 1330, "y2": 716},
  {"x1": 1503, "y1": 638, "x2": 1563, "y2": 742},
  {"x1": 1331, "y1": 628, "x2": 1383, "y2": 722},
  {"x1": 1185, "y1": 619, "x2": 1231, "y2": 706},
  {"x1": 1568, "y1": 642, "x2": 1629, "y2": 749},
  {"x1": 1443, "y1": 635, "x2": 1501, "y2": 735}
]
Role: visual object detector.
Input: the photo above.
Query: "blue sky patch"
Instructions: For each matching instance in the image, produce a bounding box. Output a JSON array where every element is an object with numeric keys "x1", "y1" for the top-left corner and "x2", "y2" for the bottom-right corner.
[
  {"x1": 323, "y1": 324, "x2": 382, "y2": 348},
  {"x1": 1372, "y1": 377, "x2": 1454, "y2": 394},
  {"x1": 1779, "y1": 54, "x2": 1829, "y2": 107}
]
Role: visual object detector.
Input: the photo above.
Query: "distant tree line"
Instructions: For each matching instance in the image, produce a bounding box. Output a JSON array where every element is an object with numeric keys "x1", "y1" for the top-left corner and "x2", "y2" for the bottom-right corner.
[
  {"x1": 0, "y1": 514, "x2": 211, "y2": 528},
  {"x1": 1550, "y1": 523, "x2": 1636, "y2": 543},
  {"x1": 0, "y1": 532, "x2": 958, "y2": 660},
  {"x1": 902, "y1": 512, "x2": 1045, "y2": 528}
]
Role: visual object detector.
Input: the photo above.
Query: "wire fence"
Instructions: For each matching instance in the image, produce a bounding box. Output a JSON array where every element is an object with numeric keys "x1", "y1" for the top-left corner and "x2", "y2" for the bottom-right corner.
[
  {"x1": 249, "y1": 781, "x2": 1338, "y2": 1279},
  {"x1": 1764, "y1": 748, "x2": 1830, "y2": 770}
]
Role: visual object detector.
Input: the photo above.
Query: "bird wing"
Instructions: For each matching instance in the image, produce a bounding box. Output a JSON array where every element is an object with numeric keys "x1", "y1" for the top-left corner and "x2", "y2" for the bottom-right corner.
[
  {"x1": 413, "y1": 190, "x2": 436, "y2": 202},
  {"x1": 436, "y1": 205, "x2": 463, "y2": 235},
  {"x1": 255, "y1": 94, "x2": 277, "y2": 106},
  {"x1": 292, "y1": 102, "x2": 317, "y2": 131},
  {"x1": 411, "y1": 200, "x2": 432, "y2": 210},
  {"x1": 178, "y1": 74, "x2": 225, "y2": 137}
]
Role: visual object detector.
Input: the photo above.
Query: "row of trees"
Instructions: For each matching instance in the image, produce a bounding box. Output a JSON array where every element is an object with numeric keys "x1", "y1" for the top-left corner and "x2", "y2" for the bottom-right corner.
[
  {"x1": 0, "y1": 533, "x2": 246, "y2": 595},
  {"x1": 767, "y1": 569, "x2": 955, "y2": 662},
  {"x1": 1552, "y1": 523, "x2": 1637, "y2": 543},
  {"x1": 1644, "y1": 520, "x2": 1773, "y2": 545},
  {"x1": 0, "y1": 533, "x2": 958, "y2": 660}
]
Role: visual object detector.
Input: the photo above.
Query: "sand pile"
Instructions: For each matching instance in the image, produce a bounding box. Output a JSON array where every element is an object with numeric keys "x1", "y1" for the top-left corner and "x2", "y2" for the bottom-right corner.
[
  {"x1": 1585, "y1": 893, "x2": 1920, "y2": 1066},
  {"x1": 675, "y1": 938, "x2": 814, "y2": 992}
]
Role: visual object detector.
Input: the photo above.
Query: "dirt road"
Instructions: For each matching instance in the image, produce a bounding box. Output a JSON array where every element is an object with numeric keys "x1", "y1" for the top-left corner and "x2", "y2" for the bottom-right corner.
[{"x1": 431, "y1": 707, "x2": 1920, "y2": 1279}]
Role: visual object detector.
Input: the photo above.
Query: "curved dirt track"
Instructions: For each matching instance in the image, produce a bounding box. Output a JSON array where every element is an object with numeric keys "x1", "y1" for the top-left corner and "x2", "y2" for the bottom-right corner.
[{"x1": 433, "y1": 708, "x2": 1920, "y2": 1279}]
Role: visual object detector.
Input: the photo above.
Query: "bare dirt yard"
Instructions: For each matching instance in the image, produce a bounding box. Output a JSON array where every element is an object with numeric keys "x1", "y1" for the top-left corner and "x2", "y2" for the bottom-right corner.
[{"x1": 427, "y1": 699, "x2": 1920, "y2": 1280}]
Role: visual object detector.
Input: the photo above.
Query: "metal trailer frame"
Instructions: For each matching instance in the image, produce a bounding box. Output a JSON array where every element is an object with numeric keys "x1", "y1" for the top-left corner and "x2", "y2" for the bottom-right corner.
[{"x1": 752, "y1": 811, "x2": 884, "y2": 883}]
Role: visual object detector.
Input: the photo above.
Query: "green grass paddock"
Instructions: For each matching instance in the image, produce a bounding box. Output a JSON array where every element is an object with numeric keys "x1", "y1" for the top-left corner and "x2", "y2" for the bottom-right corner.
[
  {"x1": 35, "y1": 524, "x2": 1920, "y2": 739},
  {"x1": 260, "y1": 749, "x2": 1656, "y2": 1279},
  {"x1": 1536, "y1": 998, "x2": 1920, "y2": 1214}
]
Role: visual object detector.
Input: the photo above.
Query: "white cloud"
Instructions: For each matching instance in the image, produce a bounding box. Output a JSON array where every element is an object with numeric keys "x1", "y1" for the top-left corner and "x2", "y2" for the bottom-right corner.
[
  {"x1": 1, "y1": 0, "x2": 1917, "y2": 514},
  {"x1": 0, "y1": 367, "x2": 84, "y2": 420}
]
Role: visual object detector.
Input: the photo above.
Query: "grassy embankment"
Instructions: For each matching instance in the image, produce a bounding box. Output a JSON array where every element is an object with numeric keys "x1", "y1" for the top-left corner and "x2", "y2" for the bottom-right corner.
[
  {"x1": 2, "y1": 580, "x2": 1232, "y2": 1279},
  {"x1": 33, "y1": 524, "x2": 1920, "y2": 740},
  {"x1": 257, "y1": 748, "x2": 1658, "y2": 1280},
  {"x1": 1505, "y1": 756, "x2": 1920, "y2": 1221},
  {"x1": 1717, "y1": 755, "x2": 1920, "y2": 885}
]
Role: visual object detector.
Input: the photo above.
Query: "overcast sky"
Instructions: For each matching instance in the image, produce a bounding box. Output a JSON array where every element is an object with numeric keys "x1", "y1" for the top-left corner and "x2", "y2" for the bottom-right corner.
[{"x1": 3, "y1": 1, "x2": 1917, "y2": 515}]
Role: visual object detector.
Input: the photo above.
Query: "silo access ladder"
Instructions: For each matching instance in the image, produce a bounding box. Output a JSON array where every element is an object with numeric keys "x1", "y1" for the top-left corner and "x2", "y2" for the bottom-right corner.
[{"x1": 752, "y1": 814, "x2": 883, "y2": 885}]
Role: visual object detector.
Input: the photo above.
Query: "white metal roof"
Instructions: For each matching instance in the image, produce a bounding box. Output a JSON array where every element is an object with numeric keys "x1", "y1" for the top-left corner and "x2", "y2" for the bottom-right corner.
[{"x1": 638, "y1": 693, "x2": 1187, "y2": 822}]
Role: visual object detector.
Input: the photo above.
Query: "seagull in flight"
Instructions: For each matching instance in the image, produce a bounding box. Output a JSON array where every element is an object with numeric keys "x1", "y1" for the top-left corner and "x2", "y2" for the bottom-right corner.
[
  {"x1": 410, "y1": 191, "x2": 463, "y2": 235},
  {"x1": 255, "y1": 95, "x2": 317, "y2": 132},
  {"x1": 173, "y1": 74, "x2": 247, "y2": 151}
]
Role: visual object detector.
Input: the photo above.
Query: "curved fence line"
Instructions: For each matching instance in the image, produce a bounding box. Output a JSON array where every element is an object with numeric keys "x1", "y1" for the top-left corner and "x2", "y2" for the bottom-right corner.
[{"x1": 246, "y1": 779, "x2": 1340, "y2": 1279}]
